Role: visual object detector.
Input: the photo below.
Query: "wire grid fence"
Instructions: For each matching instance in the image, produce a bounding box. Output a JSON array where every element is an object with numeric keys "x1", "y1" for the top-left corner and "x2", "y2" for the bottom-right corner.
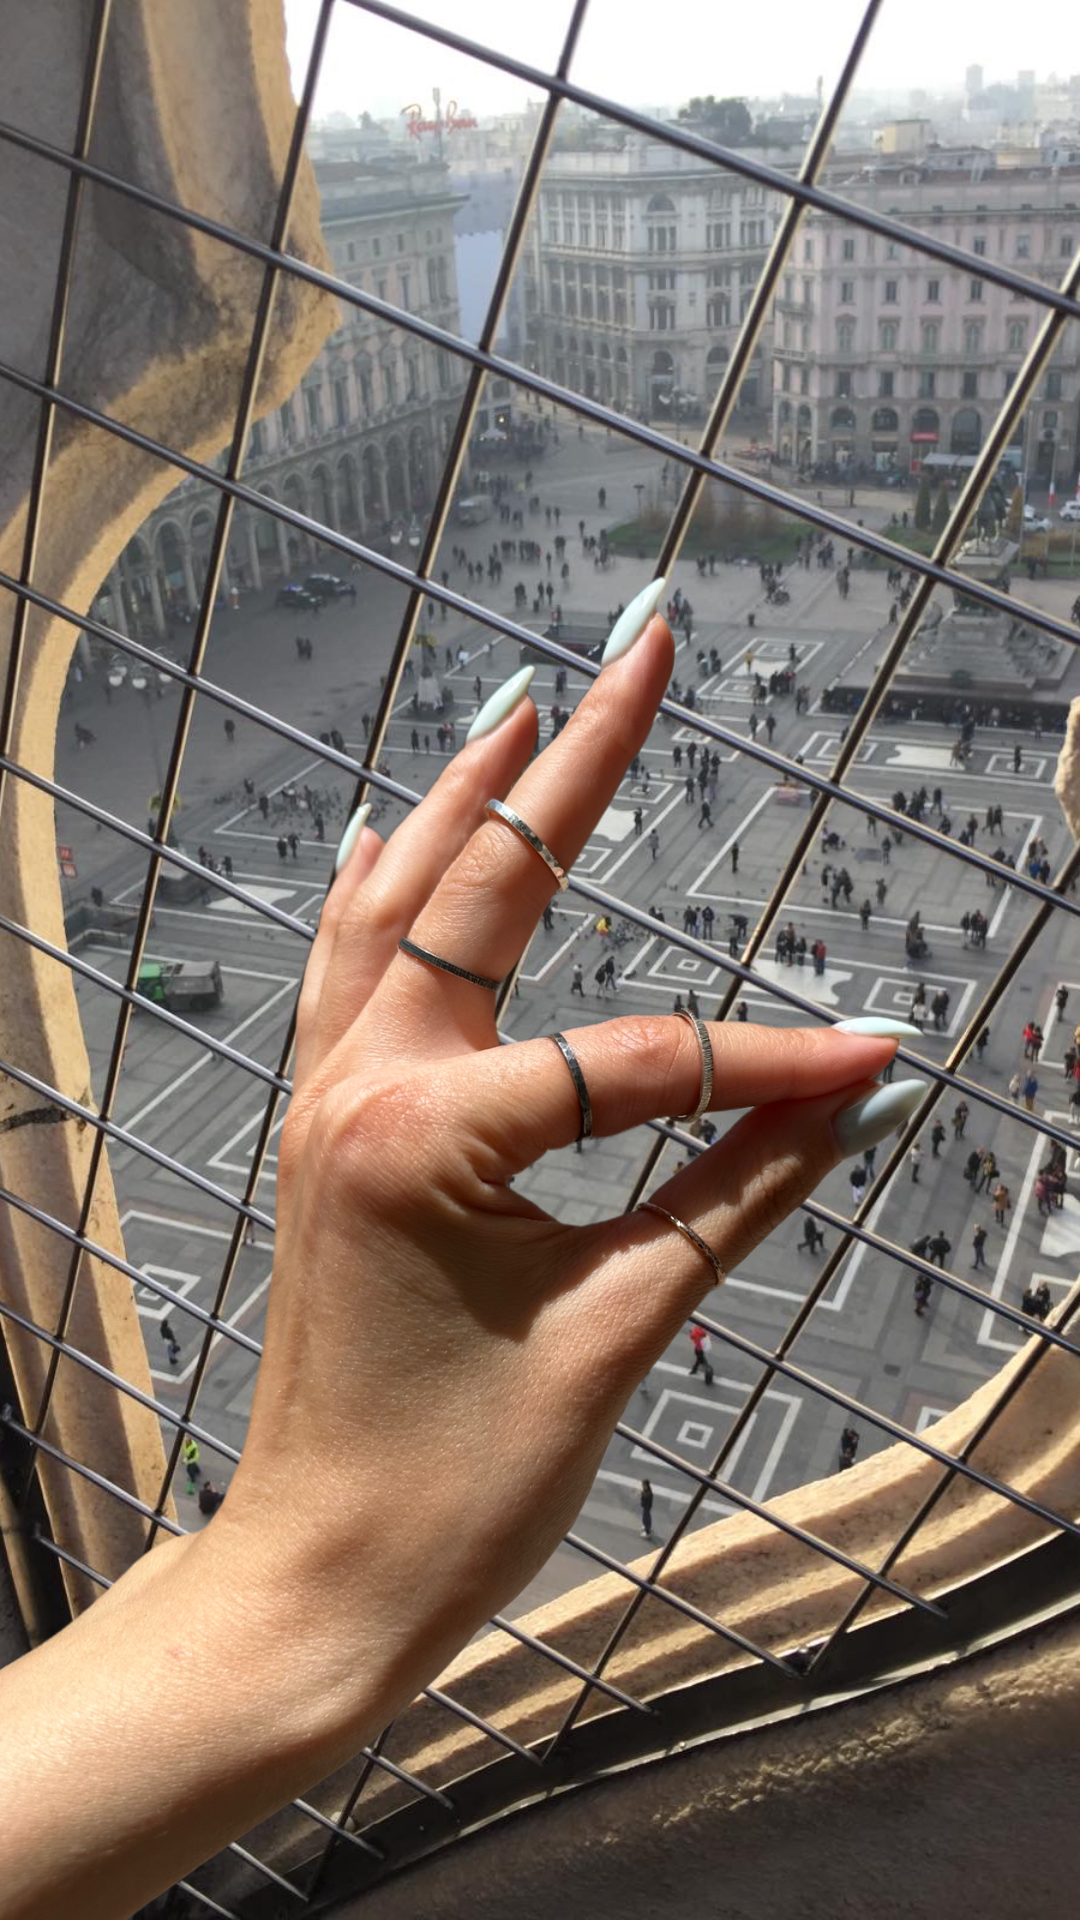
[{"x1": 1, "y1": 0, "x2": 1080, "y2": 1909}]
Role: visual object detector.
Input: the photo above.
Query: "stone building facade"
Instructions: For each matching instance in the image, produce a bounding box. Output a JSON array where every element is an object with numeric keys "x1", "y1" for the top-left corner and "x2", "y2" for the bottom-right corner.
[
  {"x1": 771, "y1": 150, "x2": 1080, "y2": 481},
  {"x1": 523, "y1": 140, "x2": 784, "y2": 427},
  {"x1": 107, "y1": 156, "x2": 468, "y2": 639}
]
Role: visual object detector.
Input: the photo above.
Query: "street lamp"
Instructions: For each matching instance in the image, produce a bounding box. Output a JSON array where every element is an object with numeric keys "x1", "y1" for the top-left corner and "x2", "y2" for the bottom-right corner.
[{"x1": 635, "y1": 481, "x2": 645, "y2": 524}]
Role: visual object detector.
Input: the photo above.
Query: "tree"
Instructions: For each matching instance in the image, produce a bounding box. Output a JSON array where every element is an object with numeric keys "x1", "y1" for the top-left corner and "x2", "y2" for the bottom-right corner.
[
  {"x1": 931, "y1": 487, "x2": 951, "y2": 535},
  {"x1": 914, "y1": 469, "x2": 932, "y2": 531},
  {"x1": 677, "y1": 95, "x2": 752, "y2": 145},
  {"x1": 1006, "y1": 481, "x2": 1024, "y2": 539}
]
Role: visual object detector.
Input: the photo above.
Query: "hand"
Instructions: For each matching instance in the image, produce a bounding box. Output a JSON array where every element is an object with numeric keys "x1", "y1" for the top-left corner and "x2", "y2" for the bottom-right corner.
[{"x1": 225, "y1": 611, "x2": 913, "y2": 1689}]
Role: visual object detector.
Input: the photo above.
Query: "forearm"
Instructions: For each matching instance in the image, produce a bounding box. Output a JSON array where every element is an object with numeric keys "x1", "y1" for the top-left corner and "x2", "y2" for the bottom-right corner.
[{"x1": 0, "y1": 1514, "x2": 414, "y2": 1920}]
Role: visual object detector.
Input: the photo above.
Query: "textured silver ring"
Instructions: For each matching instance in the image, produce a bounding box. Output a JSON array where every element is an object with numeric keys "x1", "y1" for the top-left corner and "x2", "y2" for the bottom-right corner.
[
  {"x1": 673, "y1": 1009, "x2": 714, "y2": 1120},
  {"x1": 398, "y1": 937, "x2": 501, "y2": 992},
  {"x1": 549, "y1": 1032, "x2": 593, "y2": 1140},
  {"x1": 636, "y1": 1201, "x2": 727, "y2": 1285},
  {"x1": 485, "y1": 798, "x2": 570, "y2": 892}
]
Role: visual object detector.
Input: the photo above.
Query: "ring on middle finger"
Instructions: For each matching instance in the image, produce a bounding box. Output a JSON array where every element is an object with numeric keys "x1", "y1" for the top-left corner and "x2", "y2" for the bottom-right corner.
[
  {"x1": 484, "y1": 798, "x2": 570, "y2": 893},
  {"x1": 674, "y1": 1009, "x2": 714, "y2": 1121}
]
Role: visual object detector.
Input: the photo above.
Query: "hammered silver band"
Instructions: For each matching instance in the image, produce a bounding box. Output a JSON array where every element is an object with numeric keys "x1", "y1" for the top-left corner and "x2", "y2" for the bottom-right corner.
[
  {"x1": 673, "y1": 1008, "x2": 714, "y2": 1121},
  {"x1": 636, "y1": 1201, "x2": 727, "y2": 1285},
  {"x1": 485, "y1": 797, "x2": 570, "y2": 892},
  {"x1": 549, "y1": 1032, "x2": 593, "y2": 1140},
  {"x1": 398, "y1": 937, "x2": 501, "y2": 992}
]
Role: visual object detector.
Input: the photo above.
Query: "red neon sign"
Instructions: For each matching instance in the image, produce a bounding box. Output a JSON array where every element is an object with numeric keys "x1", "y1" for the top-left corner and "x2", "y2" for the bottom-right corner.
[{"x1": 401, "y1": 99, "x2": 477, "y2": 138}]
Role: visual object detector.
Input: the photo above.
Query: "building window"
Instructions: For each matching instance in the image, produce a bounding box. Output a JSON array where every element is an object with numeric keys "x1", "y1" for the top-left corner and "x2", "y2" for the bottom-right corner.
[
  {"x1": 973, "y1": 236, "x2": 986, "y2": 256},
  {"x1": 880, "y1": 320, "x2": 898, "y2": 351},
  {"x1": 346, "y1": 242, "x2": 355, "y2": 263},
  {"x1": 1063, "y1": 234, "x2": 1075, "y2": 257},
  {"x1": 1047, "y1": 370, "x2": 1063, "y2": 400},
  {"x1": 800, "y1": 364, "x2": 809, "y2": 393},
  {"x1": 836, "y1": 370, "x2": 852, "y2": 397},
  {"x1": 1044, "y1": 408, "x2": 1059, "y2": 431},
  {"x1": 1016, "y1": 233, "x2": 1031, "y2": 259},
  {"x1": 921, "y1": 320, "x2": 940, "y2": 353},
  {"x1": 803, "y1": 237, "x2": 812, "y2": 261},
  {"x1": 783, "y1": 274, "x2": 794, "y2": 302},
  {"x1": 372, "y1": 237, "x2": 381, "y2": 256},
  {"x1": 358, "y1": 368, "x2": 373, "y2": 412},
  {"x1": 547, "y1": 217, "x2": 560, "y2": 244},
  {"x1": 396, "y1": 233, "x2": 404, "y2": 252},
  {"x1": 334, "y1": 379, "x2": 349, "y2": 426},
  {"x1": 383, "y1": 362, "x2": 397, "y2": 404},
  {"x1": 961, "y1": 370, "x2": 978, "y2": 399},
  {"x1": 963, "y1": 320, "x2": 983, "y2": 355},
  {"x1": 885, "y1": 241, "x2": 898, "y2": 259},
  {"x1": 839, "y1": 278, "x2": 854, "y2": 304},
  {"x1": 427, "y1": 258, "x2": 438, "y2": 304},
  {"x1": 781, "y1": 362, "x2": 791, "y2": 391},
  {"x1": 579, "y1": 219, "x2": 591, "y2": 247},
  {"x1": 1007, "y1": 320, "x2": 1026, "y2": 351},
  {"x1": 878, "y1": 369, "x2": 894, "y2": 397},
  {"x1": 883, "y1": 279, "x2": 898, "y2": 303},
  {"x1": 249, "y1": 420, "x2": 263, "y2": 457},
  {"x1": 841, "y1": 236, "x2": 855, "y2": 261},
  {"x1": 926, "y1": 278, "x2": 940, "y2": 302},
  {"x1": 304, "y1": 386, "x2": 322, "y2": 432},
  {"x1": 399, "y1": 270, "x2": 410, "y2": 308},
  {"x1": 405, "y1": 359, "x2": 418, "y2": 401},
  {"x1": 969, "y1": 277, "x2": 984, "y2": 302},
  {"x1": 837, "y1": 320, "x2": 854, "y2": 353},
  {"x1": 919, "y1": 369, "x2": 936, "y2": 398}
]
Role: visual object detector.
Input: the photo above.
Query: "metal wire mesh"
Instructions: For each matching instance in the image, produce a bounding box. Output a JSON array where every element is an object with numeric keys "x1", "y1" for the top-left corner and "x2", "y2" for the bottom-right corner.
[{"x1": 2, "y1": 1, "x2": 1080, "y2": 1909}]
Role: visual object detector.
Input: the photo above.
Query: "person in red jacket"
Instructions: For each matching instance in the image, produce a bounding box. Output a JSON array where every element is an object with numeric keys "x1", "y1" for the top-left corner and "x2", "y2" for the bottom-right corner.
[{"x1": 688, "y1": 1324, "x2": 715, "y2": 1386}]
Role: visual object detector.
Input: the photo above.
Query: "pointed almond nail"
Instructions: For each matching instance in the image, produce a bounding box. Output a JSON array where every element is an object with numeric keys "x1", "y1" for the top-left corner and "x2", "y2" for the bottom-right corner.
[
  {"x1": 601, "y1": 576, "x2": 668, "y2": 665},
  {"x1": 834, "y1": 1017, "x2": 923, "y2": 1039},
  {"x1": 466, "y1": 665, "x2": 535, "y2": 742},
  {"x1": 833, "y1": 1079, "x2": 923, "y2": 1154},
  {"x1": 334, "y1": 802, "x2": 371, "y2": 875}
]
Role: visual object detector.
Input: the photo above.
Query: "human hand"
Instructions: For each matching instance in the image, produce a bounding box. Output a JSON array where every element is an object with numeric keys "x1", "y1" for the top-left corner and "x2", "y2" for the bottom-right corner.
[{"x1": 226, "y1": 597, "x2": 922, "y2": 1701}]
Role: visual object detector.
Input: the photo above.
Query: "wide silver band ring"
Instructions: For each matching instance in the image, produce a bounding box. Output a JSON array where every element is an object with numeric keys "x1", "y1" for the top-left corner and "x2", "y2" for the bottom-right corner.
[
  {"x1": 485, "y1": 798, "x2": 570, "y2": 892},
  {"x1": 636, "y1": 1201, "x2": 727, "y2": 1285},
  {"x1": 398, "y1": 937, "x2": 501, "y2": 992},
  {"x1": 673, "y1": 1009, "x2": 714, "y2": 1121},
  {"x1": 549, "y1": 1032, "x2": 593, "y2": 1140}
]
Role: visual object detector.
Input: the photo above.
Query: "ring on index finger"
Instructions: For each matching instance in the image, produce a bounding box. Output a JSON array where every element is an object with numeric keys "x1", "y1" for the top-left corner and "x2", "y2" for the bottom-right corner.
[{"x1": 674, "y1": 1010, "x2": 714, "y2": 1121}]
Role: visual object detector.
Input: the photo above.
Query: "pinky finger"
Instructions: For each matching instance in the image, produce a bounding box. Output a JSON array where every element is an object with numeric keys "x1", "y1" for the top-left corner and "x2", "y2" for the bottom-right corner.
[{"x1": 294, "y1": 811, "x2": 382, "y2": 1090}]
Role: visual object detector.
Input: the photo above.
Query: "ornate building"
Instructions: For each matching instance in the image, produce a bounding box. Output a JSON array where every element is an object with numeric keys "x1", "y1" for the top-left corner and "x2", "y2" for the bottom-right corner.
[
  {"x1": 771, "y1": 143, "x2": 1080, "y2": 479},
  {"x1": 523, "y1": 139, "x2": 785, "y2": 427},
  {"x1": 106, "y1": 155, "x2": 467, "y2": 638}
]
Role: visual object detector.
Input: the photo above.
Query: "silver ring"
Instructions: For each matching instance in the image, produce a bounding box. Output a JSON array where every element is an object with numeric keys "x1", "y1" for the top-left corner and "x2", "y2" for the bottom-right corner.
[
  {"x1": 636, "y1": 1201, "x2": 726, "y2": 1285},
  {"x1": 673, "y1": 1009, "x2": 714, "y2": 1120},
  {"x1": 485, "y1": 798, "x2": 570, "y2": 892},
  {"x1": 549, "y1": 1032, "x2": 593, "y2": 1140},
  {"x1": 398, "y1": 937, "x2": 501, "y2": 992}
]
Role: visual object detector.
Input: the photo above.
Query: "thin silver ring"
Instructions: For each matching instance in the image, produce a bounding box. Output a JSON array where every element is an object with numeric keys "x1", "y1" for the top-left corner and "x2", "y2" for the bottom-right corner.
[
  {"x1": 549, "y1": 1032, "x2": 593, "y2": 1140},
  {"x1": 636, "y1": 1201, "x2": 727, "y2": 1285},
  {"x1": 673, "y1": 1009, "x2": 714, "y2": 1120},
  {"x1": 398, "y1": 937, "x2": 501, "y2": 992},
  {"x1": 485, "y1": 798, "x2": 570, "y2": 892}
]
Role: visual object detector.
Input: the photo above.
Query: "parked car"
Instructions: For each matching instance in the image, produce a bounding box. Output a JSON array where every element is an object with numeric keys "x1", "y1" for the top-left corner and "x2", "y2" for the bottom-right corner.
[
  {"x1": 276, "y1": 583, "x2": 323, "y2": 610},
  {"x1": 304, "y1": 572, "x2": 355, "y2": 598},
  {"x1": 1059, "y1": 499, "x2": 1080, "y2": 523},
  {"x1": 1022, "y1": 506, "x2": 1050, "y2": 534}
]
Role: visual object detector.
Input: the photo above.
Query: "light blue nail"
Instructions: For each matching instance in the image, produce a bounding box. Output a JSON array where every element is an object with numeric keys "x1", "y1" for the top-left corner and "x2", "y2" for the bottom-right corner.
[
  {"x1": 601, "y1": 576, "x2": 668, "y2": 665},
  {"x1": 834, "y1": 1017, "x2": 923, "y2": 1039},
  {"x1": 333, "y1": 802, "x2": 371, "y2": 875},
  {"x1": 466, "y1": 664, "x2": 535, "y2": 742},
  {"x1": 833, "y1": 1079, "x2": 924, "y2": 1154}
]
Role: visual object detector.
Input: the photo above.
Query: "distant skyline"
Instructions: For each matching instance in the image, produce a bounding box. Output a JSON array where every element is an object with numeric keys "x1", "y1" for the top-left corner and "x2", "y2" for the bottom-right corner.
[{"x1": 285, "y1": 1, "x2": 1073, "y2": 124}]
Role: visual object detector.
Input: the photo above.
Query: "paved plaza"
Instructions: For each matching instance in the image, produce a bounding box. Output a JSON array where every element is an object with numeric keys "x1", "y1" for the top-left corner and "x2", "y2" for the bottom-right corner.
[{"x1": 57, "y1": 423, "x2": 1080, "y2": 1619}]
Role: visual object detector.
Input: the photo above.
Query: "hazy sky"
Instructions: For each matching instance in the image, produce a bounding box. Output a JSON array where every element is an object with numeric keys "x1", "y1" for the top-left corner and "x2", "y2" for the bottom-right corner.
[{"x1": 285, "y1": 1, "x2": 1066, "y2": 123}]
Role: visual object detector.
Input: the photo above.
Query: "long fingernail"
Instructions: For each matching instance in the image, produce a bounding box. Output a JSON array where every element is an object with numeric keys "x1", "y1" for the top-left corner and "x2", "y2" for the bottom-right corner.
[
  {"x1": 833, "y1": 1079, "x2": 923, "y2": 1154},
  {"x1": 834, "y1": 1017, "x2": 922, "y2": 1039},
  {"x1": 601, "y1": 576, "x2": 668, "y2": 665},
  {"x1": 466, "y1": 664, "x2": 535, "y2": 742},
  {"x1": 334, "y1": 802, "x2": 371, "y2": 875}
]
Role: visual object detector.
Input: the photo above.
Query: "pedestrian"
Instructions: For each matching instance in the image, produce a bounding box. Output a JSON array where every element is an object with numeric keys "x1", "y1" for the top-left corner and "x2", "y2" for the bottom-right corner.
[
  {"x1": 570, "y1": 960, "x2": 585, "y2": 997},
  {"x1": 287, "y1": 831, "x2": 299, "y2": 859},
  {"x1": 952, "y1": 1100, "x2": 968, "y2": 1140},
  {"x1": 838, "y1": 1425, "x2": 859, "y2": 1471},
  {"x1": 411, "y1": 728, "x2": 420, "y2": 753},
  {"x1": 223, "y1": 717, "x2": 235, "y2": 744},
  {"x1": 913, "y1": 1272, "x2": 933, "y2": 1317},
  {"x1": 633, "y1": 807, "x2": 643, "y2": 838},
  {"x1": 594, "y1": 962, "x2": 608, "y2": 997},
  {"x1": 797, "y1": 1215, "x2": 825, "y2": 1254},
  {"x1": 1033, "y1": 1282, "x2": 1052, "y2": 1323},
  {"x1": 604, "y1": 954, "x2": 617, "y2": 994},
  {"x1": 639, "y1": 1479, "x2": 654, "y2": 1538},
  {"x1": 276, "y1": 835, "x2": 288, "y2": 862},
  {"x1": 1055, "y1": 984, "x2": 1069, "y2": 1022},
  {"x1": 927, "y1": 1228, "x2": 951, "y2": 1268},
  {"x1": 971, "y1": 1223, "x2": 988, "y2": 1270},
  {"x1": 974, "y1": 1025, "x2": 990, "y2": 1062},
  {"x1": 736, "y1": 1000, "x2": 748, "y2": 1021},
  {"x1": 314, "y1": 812, "x2": 325, "y2": 842},
  {"x1": 181, "y1": 1434, "x2": 201, "y2": 1493},
  {"x1": 698, "y1": 801, "x2": 712, "y2": 829},
  {"x1": 731, "y1": 840, "x2": 739, "y2": 873},
  {"x1": 976, "y1": 1150, "x2": 998, "y2": 1194},
  {"x1": 688, "y1": 1324, "x2": 715, "y2": 1384},
  {"x1": 1022, "y1": 1071, "x2": 1039, "y2": 1113},
  {"x1": 198, "y1": 1481, "x2": 226, "y2": 1518},
  {"x1": 991, "y1": 1181, "x2": 1011, "y2": 1228},
  {"x1": 930, "y1": 1119, "x2": 946, "y2": 1158},
  {"x1": 1008, "y1": 1070, "x2": 1022, "y2": 1102},
  {"x1": 963, "y1": 1147, "x2": 981, "y2": 1185},
  {"x1": 909, "y1": 1139, "x2": 923, "y2": 1183},
  {"x1": 648, "y1": 828, "x2": 660, "y2": 861}
]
